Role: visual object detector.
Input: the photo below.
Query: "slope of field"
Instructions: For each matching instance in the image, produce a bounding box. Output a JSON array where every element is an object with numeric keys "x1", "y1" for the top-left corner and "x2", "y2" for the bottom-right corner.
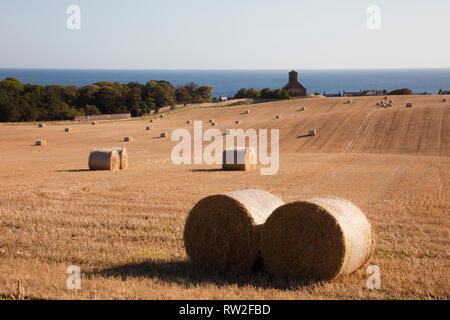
[{"x1": 0, "y1": 95, "x2": 448, "y2": 300}]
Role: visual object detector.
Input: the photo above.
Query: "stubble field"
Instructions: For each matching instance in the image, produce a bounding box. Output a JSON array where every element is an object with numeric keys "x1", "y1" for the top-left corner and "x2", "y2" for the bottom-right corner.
[{"x1": 0, "y1": 95, "x2": 448, "y2": 299}]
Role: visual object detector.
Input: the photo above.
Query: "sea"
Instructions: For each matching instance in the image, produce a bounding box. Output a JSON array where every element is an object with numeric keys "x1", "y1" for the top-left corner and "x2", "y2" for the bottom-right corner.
[{"x1": 1, "y1": 69, "x2": 449, "y2": 98}]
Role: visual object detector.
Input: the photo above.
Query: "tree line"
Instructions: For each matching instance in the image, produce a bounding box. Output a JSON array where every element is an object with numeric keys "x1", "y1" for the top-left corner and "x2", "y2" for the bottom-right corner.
[
  {"x1": 234, "y1": 88, "x2": 291, "y2": 100},
  {"x1": 0, "y1": 77, "x2": 214, "y2": 122}
]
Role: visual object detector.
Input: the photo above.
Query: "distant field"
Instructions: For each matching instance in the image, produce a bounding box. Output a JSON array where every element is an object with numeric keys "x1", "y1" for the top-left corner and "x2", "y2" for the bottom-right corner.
[{"x1": 0, "y1": 95, "x2": 448, "y2": 299}]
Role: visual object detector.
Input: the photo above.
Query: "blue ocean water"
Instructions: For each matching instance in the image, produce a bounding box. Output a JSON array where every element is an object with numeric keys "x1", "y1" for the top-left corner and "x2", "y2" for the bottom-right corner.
[{"x1": 0, "y1": 69, "x2": 449, "y2": 98}]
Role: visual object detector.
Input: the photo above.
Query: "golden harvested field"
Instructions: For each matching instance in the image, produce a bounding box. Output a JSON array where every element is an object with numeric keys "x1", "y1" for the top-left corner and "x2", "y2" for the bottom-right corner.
[{"x1": 0, "y1": 95, "x2": 449, "y2": 300}]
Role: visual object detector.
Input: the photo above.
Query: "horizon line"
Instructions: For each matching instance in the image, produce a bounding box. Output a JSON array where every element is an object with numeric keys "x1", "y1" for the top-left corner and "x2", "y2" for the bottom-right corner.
[{"x1": 1, "y1": 67, "x2": 450, "y2": 71}]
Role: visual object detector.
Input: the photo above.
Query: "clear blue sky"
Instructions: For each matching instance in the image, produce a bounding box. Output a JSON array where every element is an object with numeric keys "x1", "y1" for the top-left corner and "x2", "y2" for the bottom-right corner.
[{"x1": 0, "y1": 0, "x2": 449, "y2": 69}]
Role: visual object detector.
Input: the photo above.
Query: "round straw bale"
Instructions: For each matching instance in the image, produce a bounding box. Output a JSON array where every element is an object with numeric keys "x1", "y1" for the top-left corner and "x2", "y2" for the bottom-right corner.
[
  {"x1": 222, "y1": 147, "x2": 257, "y2": 171},
  {"x1": 35, "y1": 139, "x2": 46, "y2": 146},
  {"x1": 275, "y1": 115, "x2": 280, "y2": 119},
  {"x1": 184, "y1": 189, "x2": 284, "y2": 272},
  {"x1": 65, "y1": 127, "x2": 72, "y2": 132},
  {"x1": 442, "y1": 98, "x2": 447, "y2": 103},
  {"x1": 160, "y1": 114, "x2": 165, "y2": 118},
  {"x1": 406, "y1": 102, "x2": 413, "y2": 108},
  {"x1": 146, "y1": 126, "x2": 151, "y2": 131},
  {"x1": 124, "y1": 136, "x2": 132, "y2": 142},
  {"x1": 91, "y1": 121, "x2": 97, "y2": 125},
  {"x1": 102, "y1": 148, "x2": 128, "y2": 170},
  {"x1": 244, "y1": 110, "x2": 250, "y2": 114},
  {"x1": 309, "y1": 129, "x2": 317, "y2": 136},
  {"x1": 160, "y1": 132, "x2": 167, "y2": 138},
  {"x1": 261, "y1": 197, "x2": 373, "y2": 281},
  {"x1": 88, "y1": 149, "x2": 120, "y2": 171},
  {"x1": 211, "y1": 122, "x2": 217, "y2": 127},
  {"x1": 235, "y1": 120, "x2": 240, "y2": 125},
  {"x1": 186, "y1": 120, "x2": 192, "y2": 124},
  {"x1": 209, "y1": 119, "x2": 215, "y2": 123},
  {"x1": 38, "y1": 123, "x2": 46, "y2": 128}
]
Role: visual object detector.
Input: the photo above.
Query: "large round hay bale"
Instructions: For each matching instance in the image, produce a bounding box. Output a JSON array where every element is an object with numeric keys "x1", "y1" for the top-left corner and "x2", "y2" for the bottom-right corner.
[
  {"x1": 261, "y1": 197, "x2": 373, "y2": 281},
  {"x1": 65, "y1": 127, "x2": 72, "y2": 132},
  {"x1": 222, "y1": 147, "x2": 256, "y2": 171},
  {"x1": 38, "y1": 123, "x2": 46, "y2": 128},
  {"x1": 124, "y1": 136, "x2": 132, "y2": 142},
  {"x1": 88, "y1": 149, "x2": 120, "y2": 171},
  {"x1": 184, "y1": 189, "x2": 284, "y2": 272},
  {"x1": 102, "y1": 148, "x2": 128, "y2": 170}
]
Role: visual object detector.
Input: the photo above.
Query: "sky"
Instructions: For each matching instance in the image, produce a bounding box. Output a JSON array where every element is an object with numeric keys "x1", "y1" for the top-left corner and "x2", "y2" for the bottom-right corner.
[{"x1": 0, "y1": 0, "x2": 449, "y2": 70}]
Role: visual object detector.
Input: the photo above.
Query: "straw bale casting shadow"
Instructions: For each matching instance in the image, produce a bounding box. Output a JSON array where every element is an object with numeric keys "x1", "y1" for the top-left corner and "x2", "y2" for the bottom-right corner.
[
  {"x1": 86, "y1": 260, "x2": 319, "y2": 290},
  {"x1": 57, "y1": 169, "x2": 90, "y2": 173}
]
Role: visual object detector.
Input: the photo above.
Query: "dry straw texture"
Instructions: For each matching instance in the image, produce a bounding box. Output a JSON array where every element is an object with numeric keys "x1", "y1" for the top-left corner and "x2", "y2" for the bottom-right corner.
[
  {"x1": 103, "y1": 148, "x2": 128, "y2": 170},
  {"x1": 184, "y1": 189, "x2": 284, "y2": 272},
  {"x1": 261, "y1": 196, "x2": 373, "y2": 281},
  {"x1": 88, "y1": 149, "x2": 120, "y2": 171},
  {"x1": 222, "y1": 147, "x2": 257, "y2": 171}
]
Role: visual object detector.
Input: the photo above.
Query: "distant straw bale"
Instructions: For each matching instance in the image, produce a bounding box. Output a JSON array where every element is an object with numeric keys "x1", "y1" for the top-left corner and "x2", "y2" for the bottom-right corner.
[
  {"x1": 103, "y1": 148, "x2": 128, "y2": 170},
  {"x1": 222, "y1": 147, "x2": 257, "y2": 171},
  {"x1": 65, "y1": 128, "x2": 72, "y2": 132},
  {"x1": 261, "y1": 196, "x2": 373, "y2": 280},
  {"x1": 35, "y1": 140, "x2": 46, "y2": 146},
  {"x1": 88, "y1": 149, "x2": 120, "y2": 171},
  {"x1": 160, "y1": 132, "x2": 167, "y2": 138},
  {"x1": 184, "y1": 189, "x2": 284, "y2": 272},
  {"x1": 309, "y1": 129, "x2": 317, "y2": 136}
]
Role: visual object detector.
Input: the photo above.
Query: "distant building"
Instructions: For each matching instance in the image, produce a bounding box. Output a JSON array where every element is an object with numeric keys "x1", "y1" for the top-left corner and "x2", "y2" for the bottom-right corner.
[
  {"x1": 438, "y1": 89, "x2": 450, "y2": 95},
  {"x1": 283, "y1": 70, "x2": 307, "y2": 96}
]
